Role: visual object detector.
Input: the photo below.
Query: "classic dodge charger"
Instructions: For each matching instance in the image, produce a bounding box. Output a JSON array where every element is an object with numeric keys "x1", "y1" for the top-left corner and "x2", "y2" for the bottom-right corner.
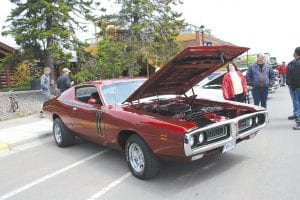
[{"x1": 43, "y1": 45, "x2": 268, "y2": 179}]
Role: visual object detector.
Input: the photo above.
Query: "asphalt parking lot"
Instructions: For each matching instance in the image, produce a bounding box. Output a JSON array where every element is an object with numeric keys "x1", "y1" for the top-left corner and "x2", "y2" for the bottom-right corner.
[{"x1": 0, "y1": 86, "x2": 300, "y2": 200}]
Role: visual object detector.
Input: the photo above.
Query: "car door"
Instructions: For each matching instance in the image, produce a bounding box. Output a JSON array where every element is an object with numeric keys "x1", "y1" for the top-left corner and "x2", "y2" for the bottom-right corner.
[{"x1": 71, "y1": 85, "x2": 106, "y2": 143}]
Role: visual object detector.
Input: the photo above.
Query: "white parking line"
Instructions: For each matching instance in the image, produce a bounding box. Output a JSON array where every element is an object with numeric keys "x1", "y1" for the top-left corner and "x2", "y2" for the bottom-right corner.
[
  {"x1": 87, "y1": 172, "x2": 132, "y2": 200},
  {"x1": 0, "y1": 149, "x2": 109, "y2": 200}
]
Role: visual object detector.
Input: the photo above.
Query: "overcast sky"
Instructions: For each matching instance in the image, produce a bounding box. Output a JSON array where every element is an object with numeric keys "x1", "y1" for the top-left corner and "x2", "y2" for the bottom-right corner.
[{"x1": 1, "y1": 0, "x2": 299, "y2": 63}]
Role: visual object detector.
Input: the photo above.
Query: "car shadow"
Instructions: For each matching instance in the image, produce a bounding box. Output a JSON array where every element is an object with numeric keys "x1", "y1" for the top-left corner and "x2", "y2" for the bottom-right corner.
[
  {"x1": 59, "y1": 137, "x2": 249, "y2": 194},
  {"x1": 156, "y1": 152, "x2": 247, "y2": 182},
  {"x1": 77, "y1": 137, "x2": 247, "y2": 182}
]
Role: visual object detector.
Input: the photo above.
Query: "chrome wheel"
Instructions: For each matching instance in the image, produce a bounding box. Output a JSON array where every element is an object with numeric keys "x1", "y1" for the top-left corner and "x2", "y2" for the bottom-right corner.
[
  {"x1": 128, "y1": 143, "x2": 145, "y2": 173},
  {"x1": 54, "y1": 123, "x2": 62, "y2": 144}
]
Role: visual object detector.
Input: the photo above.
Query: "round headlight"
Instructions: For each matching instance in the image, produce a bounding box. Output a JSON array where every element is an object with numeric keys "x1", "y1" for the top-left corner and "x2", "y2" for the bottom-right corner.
[
  {"x1": 248, "y1": 118, "x2": 253, "y2": 126},
  {"x1": 255, "y1": 116, "x2": 259, "y2": 124},
  {"x1": 198, "y1": 133, "x2": 204, "y2": 143},
  {"x1": 189, "y1": 136, "x2": 195, "y2": 146}
]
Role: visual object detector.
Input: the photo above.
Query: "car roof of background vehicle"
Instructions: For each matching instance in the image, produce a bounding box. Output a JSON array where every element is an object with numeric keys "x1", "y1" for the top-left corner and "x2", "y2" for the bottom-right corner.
[
  {"x1": 125, "y1": 45, "x2": 249, "y2": 102},
  {"x1": 197, "y1": 70, "x2": 226, "y2": 87},
  {"x1": 83, "y1": 77, "x2": 147, "y2": 86}
]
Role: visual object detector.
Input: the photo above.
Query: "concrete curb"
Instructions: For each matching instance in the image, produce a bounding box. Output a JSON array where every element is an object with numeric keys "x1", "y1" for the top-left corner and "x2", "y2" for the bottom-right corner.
[
  {"x1": 0, "y1": 118, "x2": 52, "y2": 153},
  {"x1": 10, "y1": 132, "x2": 53, "y2": 148},
  {"x1": 0, "y1": 133, "x2": 52, "y2": 153}
]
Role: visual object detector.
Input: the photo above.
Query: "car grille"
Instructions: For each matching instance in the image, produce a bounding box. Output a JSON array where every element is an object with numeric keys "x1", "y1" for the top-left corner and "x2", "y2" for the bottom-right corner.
[
  {"x1": 206, "y1": 126, "x2": 228, "y2": 142},
  {"x1": 238, "y1": 114, "x2": 266, "y2": 134}
]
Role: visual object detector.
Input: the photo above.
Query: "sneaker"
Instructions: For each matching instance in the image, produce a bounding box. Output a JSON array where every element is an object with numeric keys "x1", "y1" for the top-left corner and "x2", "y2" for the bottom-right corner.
[
  {"x1": 288, "y1": 115, "x2": 296, "y2": 120},
  {"x1": 293, "y1": 126, "x2": 300, "y2": 130}
]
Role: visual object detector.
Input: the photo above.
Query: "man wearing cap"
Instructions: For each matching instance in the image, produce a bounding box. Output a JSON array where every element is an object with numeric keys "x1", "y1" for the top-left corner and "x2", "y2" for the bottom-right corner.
[{"x1": 56, "y1": 68, "x2": 74, "y2": 93}]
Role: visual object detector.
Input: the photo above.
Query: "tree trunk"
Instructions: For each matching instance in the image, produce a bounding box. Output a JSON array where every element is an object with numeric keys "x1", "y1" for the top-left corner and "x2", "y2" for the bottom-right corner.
[
  {"x1": 45, "y1": 15, "x2": 55, "y2": 81},
  {"x1": 45, "y1": 50, "x2": 55, "y2": 81}
]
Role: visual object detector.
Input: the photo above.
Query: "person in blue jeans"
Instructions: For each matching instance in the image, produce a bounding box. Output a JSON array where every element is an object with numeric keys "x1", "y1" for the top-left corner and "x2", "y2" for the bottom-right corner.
[
  {"x1": 246, "y1": 53, "x2": 275, "y2": 108},
  {"x1": 287, "y1": 47, "x2": 300, "y2": 130},
  {"x1": 286, "y1": 59, "x2": 297, "y2": 120}
]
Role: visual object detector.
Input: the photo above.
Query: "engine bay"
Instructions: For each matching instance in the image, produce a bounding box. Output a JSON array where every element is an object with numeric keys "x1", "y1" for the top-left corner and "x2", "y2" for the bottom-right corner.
[{"x1": 134, "y1": 97, "x2": 253, "y2": 127}]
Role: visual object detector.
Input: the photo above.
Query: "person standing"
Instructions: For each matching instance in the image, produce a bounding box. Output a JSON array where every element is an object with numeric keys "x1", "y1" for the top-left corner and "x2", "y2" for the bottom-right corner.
[
  {"x1": 286, "y1": 58, "x2": 297, "y2": 120},
  {"x1": 56, "y1": 68, "x2": 73, "y2": 93},
  {"x1": 287, "y1": 47, "x2": 300, "y2": 130},
  {"x1": 277, "y1": 61, "x2": 287, "y2": 86},
  {"x1": 246, "y1": 53, "x2": 275, "y2": 108},
  {"x1": 40, "y1": 67, "x2": 52, "y2": 102},
  {"x1": 222, "y1": 62, "x2": 248, "y2": 102},
  {"x1": 40, "y1": 67, "x2": 51, "y2": 117}
]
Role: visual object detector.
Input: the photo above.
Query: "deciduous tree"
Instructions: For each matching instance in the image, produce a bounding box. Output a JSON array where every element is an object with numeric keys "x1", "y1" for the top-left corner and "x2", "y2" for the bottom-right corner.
[
  {"x1": 2, "y1": 0, "x2": 104, "y2": 79},
  {"x1": 99, "y1": 0, "x2": 185, "y2": 77}
]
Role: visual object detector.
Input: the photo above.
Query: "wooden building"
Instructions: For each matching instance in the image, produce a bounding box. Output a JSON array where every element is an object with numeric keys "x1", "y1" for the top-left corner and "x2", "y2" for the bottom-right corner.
[{"x1": 0, "y1": 41, "x2": 18, "y2": 88}]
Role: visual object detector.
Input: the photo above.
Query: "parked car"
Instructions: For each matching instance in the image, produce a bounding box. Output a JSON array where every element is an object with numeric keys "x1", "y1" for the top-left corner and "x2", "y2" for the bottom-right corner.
[
  {"x1": 271, "y1": 69, "x2": 280, "y2": 92},
  {"x1": 43, "y1": 46, "x2": 268, "y2": 179},
  {"x1": 191, "y1": 69, "x2": 252, "y2": 103}
]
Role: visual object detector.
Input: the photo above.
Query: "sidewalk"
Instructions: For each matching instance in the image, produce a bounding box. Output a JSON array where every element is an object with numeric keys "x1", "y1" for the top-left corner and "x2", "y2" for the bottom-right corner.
[{"x1": 0, "y1": 115, "x2": 52, "y2": 153}]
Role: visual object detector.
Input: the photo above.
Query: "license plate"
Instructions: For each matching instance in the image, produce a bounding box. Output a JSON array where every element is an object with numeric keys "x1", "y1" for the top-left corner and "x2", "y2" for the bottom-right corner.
[{"x1": 222, "y1": 140, "x2": 236, "y2": 153}]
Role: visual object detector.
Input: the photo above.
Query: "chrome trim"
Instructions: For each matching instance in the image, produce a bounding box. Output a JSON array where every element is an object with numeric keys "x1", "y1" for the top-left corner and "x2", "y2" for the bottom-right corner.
[{"x1": 184, "y1": 110, "x2": 268, "y2": 157}]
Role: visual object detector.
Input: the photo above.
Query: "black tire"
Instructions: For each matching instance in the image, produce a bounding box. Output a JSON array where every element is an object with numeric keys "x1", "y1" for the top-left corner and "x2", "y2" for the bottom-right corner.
[
  {"x1": 125, "y1": 135, "x2": 160, "y2": 180},
  {"x1": 53, "y1": 118, "x2": 75, "y2": 147}
]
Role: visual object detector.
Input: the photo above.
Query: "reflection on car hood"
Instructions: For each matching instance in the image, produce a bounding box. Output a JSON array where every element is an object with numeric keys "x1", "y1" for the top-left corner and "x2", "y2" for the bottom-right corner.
[{"x1": 125, "y1": 45, "x2": 249, "y2": 102}]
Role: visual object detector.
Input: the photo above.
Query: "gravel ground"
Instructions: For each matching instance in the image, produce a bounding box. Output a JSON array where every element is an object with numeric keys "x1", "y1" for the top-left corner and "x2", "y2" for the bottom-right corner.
[{"x1": 0, "y1": 90, "x2": 43, "y2": 121}]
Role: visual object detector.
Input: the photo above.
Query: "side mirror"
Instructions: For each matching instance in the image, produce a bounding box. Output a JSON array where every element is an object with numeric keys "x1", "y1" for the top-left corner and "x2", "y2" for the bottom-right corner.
[{"x1": 88, "y1": 98, "x2": 96, "y2": 104}]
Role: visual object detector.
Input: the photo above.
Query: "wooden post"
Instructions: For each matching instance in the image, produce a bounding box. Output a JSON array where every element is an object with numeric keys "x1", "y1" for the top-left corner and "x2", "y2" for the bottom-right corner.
[{"x1": 6, "y1": 69, "x2": 11, "y2": 87}]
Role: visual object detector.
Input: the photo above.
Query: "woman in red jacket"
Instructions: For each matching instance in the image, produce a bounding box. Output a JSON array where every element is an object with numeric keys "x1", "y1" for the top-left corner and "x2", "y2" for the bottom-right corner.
[{"x1": 222, "y1": 62, "x2": 248, "y2": 102}]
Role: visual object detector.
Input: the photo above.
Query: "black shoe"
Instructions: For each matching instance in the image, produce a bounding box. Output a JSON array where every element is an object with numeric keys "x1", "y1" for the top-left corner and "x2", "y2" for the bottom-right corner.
[{"x1": 288, "y1": 115, "x2": 296, "y2": 120}]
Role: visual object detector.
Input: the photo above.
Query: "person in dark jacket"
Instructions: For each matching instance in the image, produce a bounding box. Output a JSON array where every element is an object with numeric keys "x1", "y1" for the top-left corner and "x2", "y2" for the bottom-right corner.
[
  {"x1": 56, "y1": 68, "x2": 74, "y2": 93},
  {"x1": 287, "y1": 47, "x2": 300, "y2": 130},
  {"x1": 246, "y1": 53, "x2": 275, "y2": 108},
  {"x1": 286, "y1": 58, "x2": 297, "y2": 120}
]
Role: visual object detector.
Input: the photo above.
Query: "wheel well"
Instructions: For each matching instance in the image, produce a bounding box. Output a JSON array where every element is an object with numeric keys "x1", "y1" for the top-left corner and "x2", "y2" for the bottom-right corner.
[{"x1": 118, "y1": 130, "x2": 137, "y2": 150}]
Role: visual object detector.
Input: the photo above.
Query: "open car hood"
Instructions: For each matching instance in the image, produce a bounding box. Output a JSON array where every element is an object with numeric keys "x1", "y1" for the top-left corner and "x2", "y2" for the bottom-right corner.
[{"x1": 125, "y1": 45, "x2": 249, "y2": 102}]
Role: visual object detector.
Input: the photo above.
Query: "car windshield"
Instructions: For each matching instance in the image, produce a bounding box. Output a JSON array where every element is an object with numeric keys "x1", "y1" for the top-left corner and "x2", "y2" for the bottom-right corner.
[{"x1": 101, "y1": 80, "x2": 145, "y2": 105}]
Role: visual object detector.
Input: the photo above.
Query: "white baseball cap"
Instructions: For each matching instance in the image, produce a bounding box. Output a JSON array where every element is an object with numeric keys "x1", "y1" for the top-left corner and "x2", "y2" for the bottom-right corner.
[{"x1": 62, "y1": 68, "x2": 71, "y2": 73}]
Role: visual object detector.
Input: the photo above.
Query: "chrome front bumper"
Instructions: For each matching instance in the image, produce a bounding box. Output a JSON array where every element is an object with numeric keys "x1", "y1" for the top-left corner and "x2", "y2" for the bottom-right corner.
[{"x1": 184, "y1": 111, "x2": 268, "y2": 157}]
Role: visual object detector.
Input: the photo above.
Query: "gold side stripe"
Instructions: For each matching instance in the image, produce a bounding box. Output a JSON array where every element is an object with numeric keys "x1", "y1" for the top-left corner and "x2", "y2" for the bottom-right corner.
[{"x1": 79, "y1": 122, "x2": 96, "y2": 127}]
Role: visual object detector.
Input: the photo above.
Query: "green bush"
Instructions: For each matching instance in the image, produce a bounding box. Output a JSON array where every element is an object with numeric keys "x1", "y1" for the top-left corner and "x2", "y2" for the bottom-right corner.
[
  {"x1": 72, "y1": 68, "x2": 98, "y2": 84},
  {"x1": 13, "y1": 61, "x2": 34, "y2": 87}
]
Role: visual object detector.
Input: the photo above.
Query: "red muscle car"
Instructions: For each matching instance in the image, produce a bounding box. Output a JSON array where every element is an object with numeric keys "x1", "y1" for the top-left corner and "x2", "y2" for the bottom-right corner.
[{"x1": 43, "y1": 45, "x2": 268, "y2": 179}]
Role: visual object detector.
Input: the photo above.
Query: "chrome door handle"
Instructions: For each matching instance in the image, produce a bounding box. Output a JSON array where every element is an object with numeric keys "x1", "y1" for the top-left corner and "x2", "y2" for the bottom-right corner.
[{"x1": 73, "y1": 107, "x2": 77, "y2": 111}]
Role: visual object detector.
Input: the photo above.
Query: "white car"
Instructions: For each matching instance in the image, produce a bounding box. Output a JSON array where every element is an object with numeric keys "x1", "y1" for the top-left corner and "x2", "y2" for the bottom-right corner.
[{"x1": 190, "y1": 70, "x2": 252, "y2": 103}]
